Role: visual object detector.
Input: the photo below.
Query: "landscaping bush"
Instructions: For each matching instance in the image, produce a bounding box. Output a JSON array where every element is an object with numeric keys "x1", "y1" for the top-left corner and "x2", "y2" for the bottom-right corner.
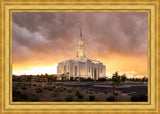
[
  {"x1": 21, "y1": 86, "x2": 27, "y2": 90},
  {"x1": 35, "y1": 88, "x2": 43, "y2": 93},
  {"x1": 76, "y1": 88, "x2": 81, "y2": 92},
  {"x1": 98, "y1": 78, "x2": 107, "y2": 81},
  {"x1": 107, "y1": 96, "x2": 115, "y2": 101},
  {"x1": 70, "y1": 77, "x2": 74, "y2": 81},
  {"x1": 114, "y1": 93, "x2": 118, "y2": 96},
  {"x1": 29, "y1": 95, "x2": 39, "y2": 101},
  {"x1": 12, "y1": 89, "x2": 28, "y2": 101},
  {"x1": 131, "y1": 94, "x2": 147, "y2": 102},
  {"x1": 70, "y1": 87, "x2": 74, "y2": 90},
  {"x1": 77, "y1": 94, "x2": 83, "y2": 99},
  {"x1": 76, "y1": 92, "x2": 83, "y2": 99},
  {"x1": 75, "y1": 92, "x2": 80, "y2": 96},
  {"x1": 21, "y1": 94, "x2": 28, "y2": 99},
  {"x1": 53, "y1": 93, "x2": 59, "y2": 97},
  {"x1": 89, "y1": 95, "x2": 95, "y2": 101},
  {"x1": 13, "y1": 96, "x2": 23, "y2": 101},
  {"x1": 49, "y1": 87, "x2": 53, "y2": 91},
  {"x1": 65, "y1": 95, "x2": 73, "y2": 101},
  {"x1": 33, "y1": 84, "x2": 36, "y2": 86},
  {"x1": 12, "y1": 89, "x2": 28, "y2": 102},
  {"x1": 43, "y1": 86, "x2": 47, "y2": 89},
  {"x1": 13, "y1": 86, "x2": 18, "y2": 89},
  {"x1": 53, "y1": 98, "x2": 62, "y2": 102},
  {"x1": 13, "y1": 89, "x2": 20, "y2": 96},
  {"x1": 67, "y1": 89, "x2": 72, "y2": 93}
]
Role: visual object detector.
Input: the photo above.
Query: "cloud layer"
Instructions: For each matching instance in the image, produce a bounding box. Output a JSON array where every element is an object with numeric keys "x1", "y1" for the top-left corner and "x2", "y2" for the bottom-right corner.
[{"x1": 12, "y1": 12, "x2": 148, "y2": 75}]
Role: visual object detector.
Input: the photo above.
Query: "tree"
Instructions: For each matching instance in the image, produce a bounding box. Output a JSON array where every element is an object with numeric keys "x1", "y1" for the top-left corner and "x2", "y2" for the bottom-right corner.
[
  {"x1": 142, "y1": 76, "x2": 147, "y2": 82},
  {"x1": 121, "y1": 74, "x2": 127, "y2": 82},
  {"x1": 111, "y1": 72, "x2": 121, "y2": 101},
  {"x1": 112, "y1": 72, "x2": 121, "y2": 87}
]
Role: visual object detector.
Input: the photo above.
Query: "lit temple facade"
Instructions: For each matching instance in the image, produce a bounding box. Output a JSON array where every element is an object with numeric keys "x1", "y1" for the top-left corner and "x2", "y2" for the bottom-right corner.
[{"x1": 57, "y1": 29, "x2": 106, "y2": 80}]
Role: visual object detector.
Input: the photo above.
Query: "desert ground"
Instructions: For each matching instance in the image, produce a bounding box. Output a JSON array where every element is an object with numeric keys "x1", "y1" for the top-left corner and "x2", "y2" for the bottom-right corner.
[{"x1": 12, "y1": 81, "x2": 147, "y2": 102}]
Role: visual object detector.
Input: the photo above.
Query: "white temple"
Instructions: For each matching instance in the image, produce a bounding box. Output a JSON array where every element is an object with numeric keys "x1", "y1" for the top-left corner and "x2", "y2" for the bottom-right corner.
[{"x1": 57, "y1": 28, "x2": 106, "y2": 80}]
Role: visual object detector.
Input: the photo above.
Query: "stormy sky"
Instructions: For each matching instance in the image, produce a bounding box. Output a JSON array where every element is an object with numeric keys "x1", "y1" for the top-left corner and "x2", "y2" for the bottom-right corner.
[{"x1": 12, "y1": 12, "x2": 148, "y2": 76}]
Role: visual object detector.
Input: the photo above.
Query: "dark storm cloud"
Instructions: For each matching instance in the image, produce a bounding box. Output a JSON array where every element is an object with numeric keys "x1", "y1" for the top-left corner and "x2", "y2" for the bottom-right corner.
[{"x1": 12, "y1": 12, "x2": 148, "y2": 63}]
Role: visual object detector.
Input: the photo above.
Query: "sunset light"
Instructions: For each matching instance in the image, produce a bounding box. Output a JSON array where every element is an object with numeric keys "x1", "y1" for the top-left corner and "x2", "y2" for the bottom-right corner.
[
  {"x1": 13, "y1": 64, "x2": 57, "y2": 75},
  {"x1": 12, "y1": 12, "x2": 148, "y2": 78}
]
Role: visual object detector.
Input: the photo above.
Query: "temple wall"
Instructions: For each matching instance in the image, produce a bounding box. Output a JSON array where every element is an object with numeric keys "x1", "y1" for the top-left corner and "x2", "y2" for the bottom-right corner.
[{"x1": 57, "y1": 59, "x2": 106, "y2": 80}]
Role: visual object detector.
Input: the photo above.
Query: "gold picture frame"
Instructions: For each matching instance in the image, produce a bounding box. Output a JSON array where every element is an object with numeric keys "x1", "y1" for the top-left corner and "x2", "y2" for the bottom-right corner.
[{"x1": 0, "y1": 0, "x2": 159, "y2": 113}]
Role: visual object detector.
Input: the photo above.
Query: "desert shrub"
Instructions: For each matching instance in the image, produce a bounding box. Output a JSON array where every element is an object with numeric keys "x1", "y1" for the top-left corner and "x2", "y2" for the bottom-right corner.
[
  {"x1": 89, "y1": 95, "x2": 95, "y2": 101},
  {"x1": 12, "y1": 90, "x2": 22, "y2": 101},
  {"x1": 53, "y1": 98, "x2": 62, "y2": 102},
  {"x1": 35, "y1": 88, "x2": 43, "y2": 93},
  {"x1": 29, "y1": 95, "x2": 39, "y2": 101},
  {"x1": 13, "y1": 86, "x2": 18, "y2": 89},
  {"x1": 76, "y1": 90, "x2": 80, "y2": 93},
  {"x1": 77, "y1": 94, "x2": 83, "y2": 99},
  {"x1": 68, "y1": 89, "x2": 72, "y2": 93},
  {"x1": 46, "y1": 86, "x2": 54, "y2": 91},
  {"x1": 75, "y1": 92, "x2": 80, "y2": 96},
  {"x1": 59, "y1": 88, "x2": 63, "y2": 92},
  {"x1": 49, "y1": 87, "x2": 53, "y2": 91},
  {"x1": 76, "y1": 92, "x2": 83, "y2": 99},
  {"x1": 13, "y1": 96, "x2": 23, "y2": 101},
  {"x1": 13, "y1": 89, "x2": 20, "y2": 96},
  {"x1": 21, "y1": 86, "x2": 27, "y2": 90},
  {"x1": 107, "y1": 96, "x2": 115, "y2": 101},
  {"x1": 43, "y1": 86, "x2": 47, "y2": 89},
  {"x1": 21, "y1": 94, "x2": 28, "y2": 99},
  {"x1": 65, "y1": 95, "x2": 73, "y2": 101},
  {"x1": 70, "y1": 87, "x2": 74, "y2": 90},
  {"x1": 64, "y1": 88, "x2": 66, "y2": 90},
  {"x1": 131, "y1": 94, "x2": 147, "y2": 102},
  {"x1": 75, "y1": 99, "x2": 82, "y2": 102},
  {"x1": 76, "y1": 88, "x2": 81, "y2": 92},
  {"x1": 53, "y1": 93, "x2": 59, "y2": 97},
  {"x1": 89, "y1": 91, "x2": 93, "y2": 94},
  {"x1": 33, "y1": 84, "x2": 36, "y2": 86},
  {"x1": 13, "y1": 89, "x2": 28, "y2": 101}
]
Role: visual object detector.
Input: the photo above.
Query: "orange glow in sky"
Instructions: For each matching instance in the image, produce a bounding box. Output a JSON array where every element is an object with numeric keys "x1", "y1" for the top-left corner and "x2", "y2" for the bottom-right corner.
[{"x1": 12, "y1": 12, "x2": 148, "y2": 78}]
